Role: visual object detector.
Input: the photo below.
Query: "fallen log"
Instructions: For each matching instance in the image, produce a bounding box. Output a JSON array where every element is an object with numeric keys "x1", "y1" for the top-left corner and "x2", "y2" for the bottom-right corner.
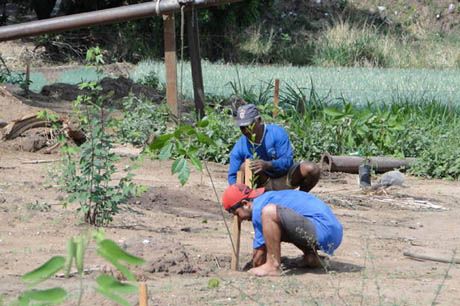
[
  {"x1": 2, "y1": 113, "x2": 53, "y2": 140},
  {"x1": 320, "y1": 152, "x2": 416, "y2": 174}
]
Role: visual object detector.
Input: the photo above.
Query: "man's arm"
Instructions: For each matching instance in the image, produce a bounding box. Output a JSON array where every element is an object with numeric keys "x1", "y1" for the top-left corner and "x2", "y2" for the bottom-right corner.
[
  {"x1": 253, "y1": 246, "x2": 267, "y2": 267},
  {"x1": 228, "y1": 140, "x2": 245, "y2": 184},
  {"x1": 267, "y1": 126, "x2": 294, "y2": 174}
]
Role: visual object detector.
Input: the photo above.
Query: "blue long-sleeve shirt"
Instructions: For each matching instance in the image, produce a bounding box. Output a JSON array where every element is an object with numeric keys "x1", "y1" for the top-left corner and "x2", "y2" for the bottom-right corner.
[{"x1": 228, "y1": 124, "x2": 294, "y2": 184}]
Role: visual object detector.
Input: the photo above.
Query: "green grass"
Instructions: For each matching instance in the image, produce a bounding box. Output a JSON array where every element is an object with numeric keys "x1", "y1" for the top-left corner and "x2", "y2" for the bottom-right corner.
[{"x1": 133, "y1": 60, "x2": 460, "y2": 105}]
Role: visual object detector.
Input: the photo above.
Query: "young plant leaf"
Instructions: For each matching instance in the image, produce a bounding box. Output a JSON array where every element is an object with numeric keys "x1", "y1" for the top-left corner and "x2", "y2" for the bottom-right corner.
[
  {"x1": 96, "y1": 274, "x2": 138, "y2": 294},
  {"x1": 75, "y1": 236, "x2": 87, "y2": 275},
  {"x1": 63, "y1": 238, "x2": 76, "y2": 278},
  {"x1": 189, "y1": 155, "x2": 203, "y2": 172},
  {"x1": 171, "y1": 158, "x2": 186, "y2": 175},
  {"x1": 97, "y1": 239, "x2": 144, "y2": 265},
  {"x1": 22, "y1": 256, "x2": 65, "y2": 285},
  {"x1": 149, "y1": 134, "x2": 173, "y2": 150},
  {"x1": 159, "y1": 142, "x2": 173, "y2": 160},
  {"x1": 196, "y1": 119, "x2": 209, "y2": 128},
  {"x1": 196, "y1": 133, "x2": 214, "y2": 145},
  {"x1": 20, "y1": 288, "x2": 67, "y2": 305},
  {"x1": 177, "y1": 161, "x2": 190, "y2": 186}
]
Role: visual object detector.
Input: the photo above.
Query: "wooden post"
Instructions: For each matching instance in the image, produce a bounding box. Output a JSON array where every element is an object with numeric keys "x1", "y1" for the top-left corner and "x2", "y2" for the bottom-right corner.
[
  {"x1": 273, "y1": 79, "x2": 279, "y2": 118},
  {"x1": 163, "y1": 13, "x2": 179, "y2": 117},
  {"x1": 25, "y1": 62, "x2": 30, "y2": 96},
  {"x1": 231, "y1": 170, "x2": 243, "y2": 271},
  {"x1": 244, "y1": 159, "x2": 253, "y2": 187},
  {"x1": 230, "y1": 160, "x2": 253, "y2": 271},
  {"x1": 186, "y1": 8, "x2": 205, "y2": 120},
  {"x1": 139, "y1": 283, "x2": 148, "y2": 306}
]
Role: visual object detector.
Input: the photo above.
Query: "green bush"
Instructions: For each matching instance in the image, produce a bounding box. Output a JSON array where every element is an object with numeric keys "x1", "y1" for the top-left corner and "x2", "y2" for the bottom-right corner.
[{"x1": 116, "y1": 98, "x2": 170, "y2": 146}]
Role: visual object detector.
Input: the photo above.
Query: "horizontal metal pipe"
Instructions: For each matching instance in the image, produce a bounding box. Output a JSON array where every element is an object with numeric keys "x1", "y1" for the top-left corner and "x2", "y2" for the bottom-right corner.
[
  {"x1": 320, "y1": 152, "x2": 416, "y2": 174},
  {"x1": 0, "y1": 0, "x2": 242, "y2": 42}
]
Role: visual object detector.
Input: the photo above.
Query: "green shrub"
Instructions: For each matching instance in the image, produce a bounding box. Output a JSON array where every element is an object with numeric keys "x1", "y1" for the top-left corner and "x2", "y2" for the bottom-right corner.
[
  {"x1": 116, "y1": 98, "x2": 170, "y2": 146},
  {"x1": 410, "y1": 131, "x2": 460, "y2": 180}
]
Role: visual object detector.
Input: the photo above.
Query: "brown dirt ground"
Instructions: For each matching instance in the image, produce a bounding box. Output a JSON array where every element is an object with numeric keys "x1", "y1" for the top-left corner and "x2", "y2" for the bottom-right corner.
[{"x1": 1, "y1": 89, "x2": 460, "y2": 305}]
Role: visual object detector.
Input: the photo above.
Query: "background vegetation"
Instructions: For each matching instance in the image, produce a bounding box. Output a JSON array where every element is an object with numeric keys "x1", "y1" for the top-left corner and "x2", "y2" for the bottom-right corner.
[{"x1": 7, "y1": 0, "x2": 460, "y2": 68}]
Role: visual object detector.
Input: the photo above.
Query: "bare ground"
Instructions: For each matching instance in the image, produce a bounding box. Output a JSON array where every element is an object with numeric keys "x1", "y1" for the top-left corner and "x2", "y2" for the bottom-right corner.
[
  {"x1": 0, "y1": 89, "x2": 459, "y2": 305},
  {"x1": 0, "y1": 146, "x2": 459, "y2": 305}
]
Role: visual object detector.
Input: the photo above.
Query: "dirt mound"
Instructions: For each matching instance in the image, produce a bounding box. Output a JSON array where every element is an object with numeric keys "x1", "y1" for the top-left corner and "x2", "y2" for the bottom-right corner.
[
  {"x1": 0, "y1": 86, "x2": 41, "y2": 123},
  {"x1": 3, "y1": 127, "x2": 52, "y2": 152},
  {"x1": 143, "y1": 244, "x2": 231, "y2": 276},
  {"x1": 40, "y1": 76, "x2": 163, "y2": 106}
]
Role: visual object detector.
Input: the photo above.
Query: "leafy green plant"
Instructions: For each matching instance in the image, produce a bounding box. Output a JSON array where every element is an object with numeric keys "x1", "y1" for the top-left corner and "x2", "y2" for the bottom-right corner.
[
  {"x1": 15, "y1": 230, "x2": 144, "y2": 306},
  {"x1": 116, "y1": 98, "x2": 170, "y2": 146},
  {"x1": 139, "y1": 70, "x2": 162, "y2": 91},
  {"x1": 148, "y1": 119, "x2": 214, "y2": 185},
  {"x1": 58, "y1": 49, "x2": 138, "y2": 226},
  {"x1": 62, "y1": 83, "x2": 137, "y2": 226},
  {"x1": 0, "y1": 71, "x2": 31, "y2": 89}
]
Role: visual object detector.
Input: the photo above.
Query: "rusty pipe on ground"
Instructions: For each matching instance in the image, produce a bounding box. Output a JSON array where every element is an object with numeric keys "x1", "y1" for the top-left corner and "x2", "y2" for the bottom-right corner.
[
  {"x1": 0, "y1": 0, "x2": 242, "y2": 42},
  {"x1": 320, "y1": 152, "x2": 416, "y2": 174}
]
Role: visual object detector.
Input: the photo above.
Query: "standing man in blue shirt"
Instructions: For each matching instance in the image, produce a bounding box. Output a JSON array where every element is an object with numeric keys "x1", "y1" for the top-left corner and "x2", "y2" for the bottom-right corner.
[
  {"x1": 221, "y1": 183, "x2": 343, "y2": 277},
  {"x1": 228, "y1": 103, "x2": 320, "y2": 192}
]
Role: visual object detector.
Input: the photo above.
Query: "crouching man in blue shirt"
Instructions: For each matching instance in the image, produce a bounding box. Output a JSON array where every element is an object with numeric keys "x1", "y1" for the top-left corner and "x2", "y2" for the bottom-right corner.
[
  {"x1": 222, "y1": 183, "x2": 343, "y2": 277},
  {"x1": 228, "y1": 103, "x2": 320, "y2": 192}
]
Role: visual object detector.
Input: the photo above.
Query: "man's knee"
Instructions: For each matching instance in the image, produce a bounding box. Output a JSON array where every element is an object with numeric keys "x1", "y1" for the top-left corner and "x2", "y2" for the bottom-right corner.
[
  {"x1": 261, "y1": 204, "x2": 279, "y2": 222},
  {"x1": 300, "y1": 162, "x2": 320, "y2": 179}
]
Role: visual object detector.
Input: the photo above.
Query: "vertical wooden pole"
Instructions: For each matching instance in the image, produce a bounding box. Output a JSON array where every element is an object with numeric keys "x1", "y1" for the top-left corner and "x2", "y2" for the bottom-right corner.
[
  {"x1": 273, "y1": 79, "x2": 279, "y2": 118},
  {"x1": 186, "y1": 8, "x2": 205, "y2": 120},
  {"x1": 231, "y1": 170, "x2": 243, "y2": 271},
  {"x1": 139, "y1": 283, "x2": 148, "y2": 306},
  {"x1": 25, "y1": 62, "x2": 30, "y2": 96},
  {"x1": 244, "y1": 159, "x2": 253, "y2": 187},
  {"x1": 163, "y1": 13, "x2": 179, "y2": 117}
]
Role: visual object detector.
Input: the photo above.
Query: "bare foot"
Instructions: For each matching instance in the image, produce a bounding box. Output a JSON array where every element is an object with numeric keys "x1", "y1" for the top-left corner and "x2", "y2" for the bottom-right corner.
[{"x1": 248, "y1": 263, "x2": 281, "y2": 277}]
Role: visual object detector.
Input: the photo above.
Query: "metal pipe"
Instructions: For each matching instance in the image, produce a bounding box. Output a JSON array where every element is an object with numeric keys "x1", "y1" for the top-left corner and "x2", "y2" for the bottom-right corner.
[
  {"x1": 0, "y1": 0, "x2": 242, "y2": 42},
  {"x1": 320, "y1": 152, "x2": 416, "y2": 174}
]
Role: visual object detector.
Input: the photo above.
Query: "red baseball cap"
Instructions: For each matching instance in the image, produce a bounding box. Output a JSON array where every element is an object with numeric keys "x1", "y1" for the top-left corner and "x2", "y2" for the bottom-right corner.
[{"x1": 221, "y1": 183, "x2": 265, "y2": 211}]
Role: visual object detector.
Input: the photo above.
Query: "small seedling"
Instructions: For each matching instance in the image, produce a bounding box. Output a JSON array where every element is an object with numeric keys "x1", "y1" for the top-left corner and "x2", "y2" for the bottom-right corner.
[{"x1": 208, "y1": 278, "x2": 220, "y2": 289}]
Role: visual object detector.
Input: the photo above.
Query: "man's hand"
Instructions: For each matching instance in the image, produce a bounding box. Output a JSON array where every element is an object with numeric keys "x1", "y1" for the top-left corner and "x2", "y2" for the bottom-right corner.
[{"x1": 250, "y1": 160, "x2": 272, "y2": 174}]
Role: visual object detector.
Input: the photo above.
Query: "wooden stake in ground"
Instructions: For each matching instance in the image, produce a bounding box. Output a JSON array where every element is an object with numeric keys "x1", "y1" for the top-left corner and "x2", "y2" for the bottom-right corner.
[
  {"x1": 273, "y1": 79, "x2": 280, "y2": 118},
  {"x1": 163, "y1": 13, "x2": 179, "y2": 117},
  {"x1": 230, "y1": 160, "x2": 254, "y2": 271},
  {"x1": 231, "y1": 170, "x2": 243, "y2": 271},
  {"x1": 139, "y1": 283, "x2": 148, "y2": 306}
]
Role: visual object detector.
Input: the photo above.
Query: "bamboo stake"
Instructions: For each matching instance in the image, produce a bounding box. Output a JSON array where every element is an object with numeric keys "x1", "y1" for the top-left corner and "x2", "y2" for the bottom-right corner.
[
  {"x1": 273, "y1": 79, "x2": 280, "y2": 118},
  {"x1": 244, "y1": 159, "x2": 253, "y2": 187},
  {"x1": 139, "y1": 283, "x2": 148, "y2": 306},
  {"x1": 230, "y1": 170, "x2": 243, "y2": 271}
]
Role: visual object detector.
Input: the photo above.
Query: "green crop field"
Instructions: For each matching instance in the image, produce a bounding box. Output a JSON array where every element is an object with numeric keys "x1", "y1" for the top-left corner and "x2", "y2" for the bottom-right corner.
[{"x1": 133, "y1": 60, "x2": 460, "y2": 105}]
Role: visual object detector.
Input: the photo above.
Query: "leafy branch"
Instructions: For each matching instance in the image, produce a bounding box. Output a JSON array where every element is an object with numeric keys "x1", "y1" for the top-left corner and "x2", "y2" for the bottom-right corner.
[
  {"x1": 148, "y1": 119, "x2": 214, "y2": 185},
  {"x1": 15, "y1": 230, "x2": 144, "y2": 306}
]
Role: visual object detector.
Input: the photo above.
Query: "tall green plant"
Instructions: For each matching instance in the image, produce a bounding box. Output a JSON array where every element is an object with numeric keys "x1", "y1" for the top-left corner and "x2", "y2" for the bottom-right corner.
[{"x1": 59, "y1": 48, "x2": 137, "y2": 226}]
